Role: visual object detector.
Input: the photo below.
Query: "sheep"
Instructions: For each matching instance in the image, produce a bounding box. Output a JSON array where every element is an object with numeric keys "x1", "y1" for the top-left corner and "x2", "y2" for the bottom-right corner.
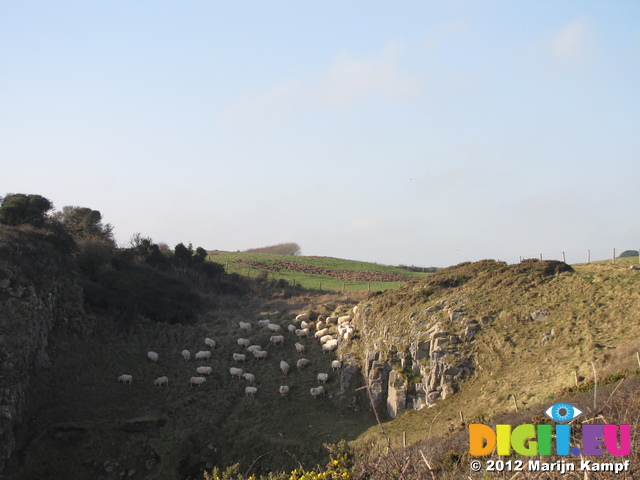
[
  {"x1": 322, "y1": 340, "x2": 338, "y2": 353},
  {"x1": 242, "y1": 372, "x2": 256, "y2": 383},
  {"x1": 317, "y1": 373, "x2": 329, "y2": 383},
  {"x1": 315, "y1": 328, "x2": 330, "y2": 339},
  {"x1": 239, "y1": 321, "x2": 251, "y2": 331},
  {"x1": 270, "y1": 335, "x2": 285, "y2": 345},
  {"x1": 279, "y1": 385, "x2": 290, "y2": 396},
  {"x1": 353, "y1": 305, "x2": 359, "y2": 315},
  {"x1": 338, "y1": 315, "x2": 352, "y2": 324},
  {"x1": 258, "y1": 319, "x2": 271, "y2": 327},
  {"x1": 205, "y1": 337, "x2": 216, "y2": 349},
  {"x1": 295, "y1": 328, "x2": 309, "y2": 338},
  {"x1": 316, "y1": 320, "x2": 326, "y2": 330},
  {"x1": 295, "y1": 342, "x2": 305, "y2": 354},
  {"x1": 181, "y1": 350, "x2": 191, "y2": 361},
  {"x1": 310, "y1": 386, "x2": 325, "y2": 398},
  {"x1": 154, "y1": 376, "x2": 169, "y2": 386},
  {"x1": 253, "y1": 350, "x2": 268, "y2": 360},
  {"x1": 280, "y1": 361, "x2": 290, "y2": 376},
  {"x1": 287, "y1": 324, "x2": 297, "y2": 334},
  {"x1": 118, "y1": 374, "x2": 132, "y2": 385},
  {"x1": 331, "y1": 360, "x2": 342, "y2": 370},
  {"x1": 230, "y1": 367, "x2": 244, "y2": 378},
  {"x1": 267, "y1": 323, "x2": 282, "y2": 332},
  {"x1": 245, "y1": 386, "x2": 257, "y2": 396},
  {"x1": 147, "y1": 351, "x2": 159, "y2": 362},
  {"x1": 237, "y1": 338, "x2": 251, "y2": 349},
  {"x1": 295, "y1": 313, "x2": 309, "y2": 323},
  {"x1": 196, "y1": 366, "x2": 213, "y2": 376},
  {"x1": 233, "y1": 353, "x2": 247, "y2": 363},
  {"x1": 319, "y1": 334, "x2": 334, "y2": 345},
  {"x1": 326, "y1": 316, "x2": 338, "y2": 325},
  {"x1": 300, "y1": 320, "x2": 310, "y2": 330},
  {"x1": 247, "y1": 345, "x2": 262, "y2": 353},
  {"x1": 296, "y1": 358, "x2": 310, "y2": 369},
  {"x1": 190, "y1": 376, "x2": 206, "y2": 386},
  {"x1": 195, "y1": 350, "x2": 211, "y2": 361}
]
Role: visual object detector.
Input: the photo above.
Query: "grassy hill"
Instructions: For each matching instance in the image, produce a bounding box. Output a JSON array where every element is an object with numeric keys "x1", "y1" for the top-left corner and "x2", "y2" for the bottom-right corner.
[{"x1": 207, "y1": 251, "x2": 433, "y2": 292}]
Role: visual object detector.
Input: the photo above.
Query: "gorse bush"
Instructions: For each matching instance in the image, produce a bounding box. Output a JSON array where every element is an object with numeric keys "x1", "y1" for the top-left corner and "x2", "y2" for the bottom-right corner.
[{"x1": 245, "y1": 243, "x2": 302, "y2": 256}]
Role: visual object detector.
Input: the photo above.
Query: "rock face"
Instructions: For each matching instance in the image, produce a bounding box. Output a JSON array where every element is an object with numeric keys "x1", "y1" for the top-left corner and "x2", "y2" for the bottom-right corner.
[{"x1": 0, "y1": 234, "x2": 87, "y2": 472}]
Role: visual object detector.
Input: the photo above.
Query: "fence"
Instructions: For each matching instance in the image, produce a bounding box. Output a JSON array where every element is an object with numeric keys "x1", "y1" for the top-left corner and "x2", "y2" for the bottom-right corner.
[{"x1": 503, "y1": 248, "x2": 640, "y2": 266}]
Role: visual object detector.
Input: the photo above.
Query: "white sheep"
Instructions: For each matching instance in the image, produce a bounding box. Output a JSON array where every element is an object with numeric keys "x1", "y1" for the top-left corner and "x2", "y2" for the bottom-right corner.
[
  {"x1": 258, "y1": 319, "x2": 271, "y2": 327},
  {"x1": 267, "y1": 323, "x2": 282, "y2": 332},
  {"x1": 242, "y1": 372, "x2": 255, "y2": 383},
  {"x1": 296, "y1": 358, "x2": 310, "y2": 369},
  {"x1": 331, "y1": 360, "x2": 342, "y2": 370},
  {"x1": 310, "y1": 386, "x2": 325, "y2": 398},
  {"x1": 181, "y1": 350, "x2": 191, "y2": 361},
  {"x1": 118, "y1": 374, "x2": 132, "y2": 385},
  {"x1": 154, "y1": 376, "x2": 169, "y2": 386},
  {"x1": 295, "y1": 328, "x2": 309, "y2": 338},
  {"x1": 287, "y1": 324, "x2": 297, "y2": 333},
  {"x1": 338, "y1": 315, "x2": 352, "y2": 324},
  {"x1": 205, "y1": 337, "x2": 216, "y2": 348},
  {"x1": 280, "y1": 360, "x2": 290, "y2": 376},
  {"x1": 190, "y1": 376, "x2": 206, "y2": 386},
  {"x1": 322, "y1": 340, "x2": 338, "y2": 353},
  {"x1": 315, "y1": 328, "x2": 330, "y2": 339},
  {"x1": 300, "y1": 320, "x2": 310, "y2": 330},
  {"x1": 279, "y1": 385, "x2": 290, "y2": 396},
  {"x1": 316, "y1": 320, "x2": 326, "y2": 330},
  {"x1": 326, "y1": 316, "x2": 338, "y2": 325},
  {"x1": 147, "y1": 351, "x2": 159, "y2": 362},
  {"x1": 295, "y1": 313, "x2": 309, "y2": 323},
  {"x1": 270, "y1": 335, "x2": 284, "y2": 345},
  {"x1": 196, "y1": 366, "x2": 213, "y2": 376},
  {"x1": 239, "y1": 321, "x2": 251, "y2": 331},
  {"x1": 295, "y1": 342, "x2": 305, "y2": 354},
  {"x1": 245, "y1": 386, "x2": 257, "y2": 396},
  {"x1": 195, "y1": 350, "x2": 211, "y2": 361},
  {"x1": 353, "y1": 305, "x2": 360, "y2": 315},
  {"x1": 230, "y1": 367, "x2": 244, "y2": 378},
  {"x1": 319, "y1": 334, "x2": 334, "y2": 345},
  {"x1": 317, "y1": 373, "x2": 329, "y2": 383},
  {"x1": 247, "y1": 345, "x2": 262, "y2": 353},
  {"x1": 253, "y1": 350, "x2": 268, "y2": 360},
  {"x1": 233, "y1": 353, "x2": 247, "y2": 363},
  {"x1": 237, "y1": 338, "x2": 251, "y2": 348}
]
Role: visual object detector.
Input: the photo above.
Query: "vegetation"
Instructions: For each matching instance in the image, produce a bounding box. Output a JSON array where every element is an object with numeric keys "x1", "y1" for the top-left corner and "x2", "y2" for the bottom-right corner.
[
  {"x1": 618, "y1": 249, "x2": 639, "y2": 258},
  {"x1": 245, "y1": 242, "x2": 303, "y2": 256}
]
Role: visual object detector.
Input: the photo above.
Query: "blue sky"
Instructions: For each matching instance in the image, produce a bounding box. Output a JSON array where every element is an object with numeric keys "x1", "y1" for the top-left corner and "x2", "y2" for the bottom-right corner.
[{"x1": 2, "y1": 1, "x2": 639, "y2": 267}]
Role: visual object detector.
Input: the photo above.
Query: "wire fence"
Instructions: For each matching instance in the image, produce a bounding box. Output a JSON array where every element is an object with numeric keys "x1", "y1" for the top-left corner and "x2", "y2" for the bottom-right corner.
[{"x1": 498, "y1": 248, "x2": 640, "y2": 266}]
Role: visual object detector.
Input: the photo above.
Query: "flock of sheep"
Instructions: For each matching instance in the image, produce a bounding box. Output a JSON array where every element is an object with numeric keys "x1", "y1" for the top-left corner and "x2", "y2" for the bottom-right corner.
[{"x1": 117, "y1": 310, "x2": 358, "y2": 399}]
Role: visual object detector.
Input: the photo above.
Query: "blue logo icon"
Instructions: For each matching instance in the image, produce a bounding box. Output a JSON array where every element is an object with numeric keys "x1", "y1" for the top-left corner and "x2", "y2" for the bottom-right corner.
[{"x1": 545, "y1": 403, "x2": 583, "y2": 422}]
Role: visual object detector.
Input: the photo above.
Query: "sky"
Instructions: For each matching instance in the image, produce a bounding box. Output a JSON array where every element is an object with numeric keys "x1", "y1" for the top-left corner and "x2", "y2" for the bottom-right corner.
[{"x1": 1, "y1": 1, "x2": 639, "y2": 267}]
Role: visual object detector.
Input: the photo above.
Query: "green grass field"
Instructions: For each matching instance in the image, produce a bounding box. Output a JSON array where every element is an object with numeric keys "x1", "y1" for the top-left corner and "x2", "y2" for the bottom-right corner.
[{"x1": 206, "y1": 251, "x2": 433, "y2": 292}]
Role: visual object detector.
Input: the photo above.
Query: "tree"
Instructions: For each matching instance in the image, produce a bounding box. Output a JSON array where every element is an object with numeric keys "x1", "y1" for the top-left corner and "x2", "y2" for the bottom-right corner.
[
  {"x1": 174, "y1": 242, "x2": 193, "y2": 261},
  {"x1": 51, "y1": 206, "x2": 115, "y2": 246},
  {"x1": 0, "y1": 193, "x2": 53, "y2": 227}
]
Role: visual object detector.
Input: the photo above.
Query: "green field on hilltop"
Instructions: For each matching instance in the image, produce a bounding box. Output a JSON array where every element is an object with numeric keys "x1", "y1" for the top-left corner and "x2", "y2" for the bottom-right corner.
[{"x1": 206, "y1": 251, "x2": 434, "y2": 291}]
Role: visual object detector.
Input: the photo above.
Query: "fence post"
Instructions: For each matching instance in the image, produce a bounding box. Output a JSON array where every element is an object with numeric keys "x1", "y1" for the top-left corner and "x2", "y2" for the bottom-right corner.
[
  {"x1": 319, "y1": 282, "x2": 322, "y2": 291},
  {"x1": 562, "y1": 252, "x2": 566, "y2": 263},
  {"x1": 368, "y1": 282, "x2": 371, "y2": 291},
  {"x1": 612, "y1": 248, "x2": 616, "y2": 264},
  {"x1": 588, "y1": 249, "x2": 591, "y2": 263},
  {"x1": 540, "y1": 253, "x2": 543, "y2": 261},
  {"x1": 342, "y1": 282, "x2": 345, "y2": 291}
]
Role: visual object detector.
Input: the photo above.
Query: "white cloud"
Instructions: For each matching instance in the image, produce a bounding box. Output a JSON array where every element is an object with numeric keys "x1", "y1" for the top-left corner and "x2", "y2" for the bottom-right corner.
[
  {"x1": 217, "y1": 43, "x2": 423, "y2": 125},
  {"x1": 549, "y1": 16, "x2": 599, "y2": 69}
]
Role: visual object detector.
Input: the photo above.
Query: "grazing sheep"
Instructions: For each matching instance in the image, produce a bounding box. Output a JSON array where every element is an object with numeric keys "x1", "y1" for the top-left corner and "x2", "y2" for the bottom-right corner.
[
  {"x1": 195, "y1": 350, "x2": 211, "y2": 361},
  {"x1": 154, "y1": 376, "x2": 169, "y2": 386},
  {"x1": 205, "y1": 337, "x2": 216, "y2": 348},
  {"x1": 190, "y1": 376, "x2": 207, "y2": 386},
  {"x1": 270, "y1": 335, "x2": 284, "y2": 345},
  {"x1": 295, "y1": 328, "x2": 309, "y2": 338},
  {"x1": 253, "y1": 350, "x2": 268, "y2": 360},
  {"x1": 295, "y1": 313, "x2": 309, "y2": 323},
  {"x1": 296, "y1": 358, "x2": 310, "y2": 369},
  {"x1": 147, "y1": 351, "x2": 159, "y2": 362},
  {"x1": 338, "y1": 315, "x2": 352, "y2": 324},
  {"x1": 118, "y1": 374, "x2": 132, "y2": 385},
  {"x1": 245, "y1": 386, "x2": 257, "y2": 396},
  {"x1": 331, "y1": 360, "x2": 342, "y2": 370},
  {"x1": 295, "y1": 342, "x2": 305, "y2": 354},
  {"x1": 267, "y1": 323, "x2": 282, "y2": 332},
  {"x1": 287, "y1": 324, "x2": 297, "y2": 333},
  {"x1": 237, "y1": 338, "x2": 251, "y2": 348},
  {"x1": 317, "y1": 373, "x2": 329, "y2": 383},
  {"x1": 300, "y1": 320, "x2": 310, "y2": 330},
  {"x1": 322, "y1": 340, "x2": 338, "y2": 353},
  {"x1": 247, "y1": 345, "x2": 262, "y2": 353},
  {"x1": 280, "y1": 361, "x2": 290, "y2": 376},
  {"x1": 242, "y1": 372, "x2": 256, "y2": 383},
  {"x1": 316, "y1": 320, "x2": 326, "y2": 330},
  {"x1": 230, "y1": 367, "x2": 244, "y2": 378},
  {"x1": 239, "y1": 321, "x2": 251, "y2": 331},
  {"x1": 353, "y1": 305, "x2": 360, "y2": 315},
  {"x1": 233, "y1": 353, "x2": 247, "y2": 363},
  {"x1": 181, "y1": 350, "x2": 191, "y2": 361},
  {"x1": 310, "y1": 386, "x2": 325, "y2": 398},
  {"x1": 196, "y1": 366, "x2": 213, "y2": 376},
  {"x1": 279, "y1": 385, "x2": 289, "y2": 396},
  {"x1": 326, "y1": 316, "x2": 338, "y2": 324},
  {"x1": 258, "y1": 319, "x2": 270, "y2": 327},
  {"x1": 315, "y1": 328, "x2": 330, "y2": 339},
  {"x1": 319, "y1": 334, "x2": 334, "y2": 345}
]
